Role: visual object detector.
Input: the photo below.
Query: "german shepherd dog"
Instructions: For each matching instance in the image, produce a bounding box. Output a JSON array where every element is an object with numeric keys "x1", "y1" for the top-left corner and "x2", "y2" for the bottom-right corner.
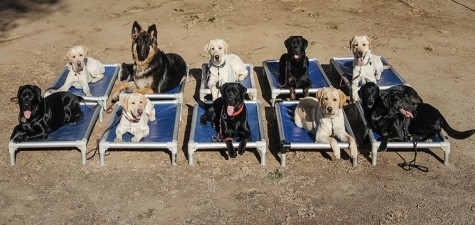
[{"x1": 111, "y1": 21, "x2": 188, "y2": 101}]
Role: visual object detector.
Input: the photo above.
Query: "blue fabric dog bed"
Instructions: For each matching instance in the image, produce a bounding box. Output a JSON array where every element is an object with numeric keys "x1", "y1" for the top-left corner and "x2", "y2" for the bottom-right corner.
[
  {"x1": 187, "y1": 101, "x2": 266, "y2": 165},
  {"x1": 9, "y1": 102, "x2": 101, "y2": 165},
  {"x1": 275, "y1": 101, "x2": 357, "y2": 166},
  {"x1": 263, "y1": 58, "x2": 331, "y2": 106},
  {"x1": 98, "y1": 100, "x2": 181, "y2": 165},
  {"x1": 200, "y1": 63, "x2": 257, "y2": 100}
]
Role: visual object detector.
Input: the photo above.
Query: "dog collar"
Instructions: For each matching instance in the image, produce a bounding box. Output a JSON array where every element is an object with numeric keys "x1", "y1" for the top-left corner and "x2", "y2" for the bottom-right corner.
[{"x1": 228, "y1": 104, "x2": 244, "y2": 117}]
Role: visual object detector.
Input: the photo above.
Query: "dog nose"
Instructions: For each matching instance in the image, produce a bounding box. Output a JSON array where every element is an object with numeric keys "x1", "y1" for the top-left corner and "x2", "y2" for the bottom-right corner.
[
  {"x1": 327, "y1": 107, "x2": 333, "y2": 112},
  {"x1": 214, "y1": 55, "x2": 219, "y2": 60},
  {"x1": 138, "y1": 109, "x2": 143, "y2": 115}
]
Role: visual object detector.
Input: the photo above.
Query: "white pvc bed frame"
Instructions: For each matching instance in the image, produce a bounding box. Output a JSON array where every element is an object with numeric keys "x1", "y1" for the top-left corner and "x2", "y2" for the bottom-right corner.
[{"x1": 199, "y1": 63, "x2": 257, "y2": 100}]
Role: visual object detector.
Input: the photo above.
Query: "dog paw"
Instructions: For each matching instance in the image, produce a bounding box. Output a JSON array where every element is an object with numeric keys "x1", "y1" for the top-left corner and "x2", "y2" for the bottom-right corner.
[
  {"x1": 131, "y1": 137, "x2": 141, "y2": 142},
  {"x1": 229, "y1": 149, "x2": 237, "y2": 158},
  {"x1": 238, "y1": 148, "x2": 245, "y2": 155}
]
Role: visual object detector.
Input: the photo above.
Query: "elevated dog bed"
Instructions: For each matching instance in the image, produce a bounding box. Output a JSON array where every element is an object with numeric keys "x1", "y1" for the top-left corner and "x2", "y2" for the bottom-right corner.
[
  {"x1": 263, "y1": 58, "x2": 331, "y2": 106},
  {"x1": 275, "y1": 101, "x2": 357, "y2": 166},
  {"x1": 8, "y1": 102, "x2": 101, "y2": 165},
  {"x1": 98, "y1": 100, "x2": 181, "y2": 165},
  {"x1": 329, "y1": 57, "x2": 407, "y2": 100},
  {"x1": 187, "y1": 100, "x2": 267, "y2": 165},
  {"x1": 355, "y1": 103, "x2": 451, "y2": 166},
  {"x1": 199, "y1": 63, "x2": 257, "y2": 100},
  {"x1": 142, "y1": 66, "x2": 189, "y2": 103},
  {"x1": 50, "y1": 64, "x2": 120, "y2": 122}
]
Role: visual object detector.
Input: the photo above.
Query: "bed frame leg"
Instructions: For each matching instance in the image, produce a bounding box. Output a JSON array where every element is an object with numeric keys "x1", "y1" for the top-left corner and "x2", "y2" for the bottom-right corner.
[
  {"x1": 371, "y1": 142, "x2": 379, "y2": 166},
  {"x1": 99, "y1": 141, "x2": 107, "y2": 166},
  {"x1": 9, "y1": 142, "x2": 17, "y2": 166},
  {"x1": 441, "y1": 141, "x2": 451, "y2": 166}
]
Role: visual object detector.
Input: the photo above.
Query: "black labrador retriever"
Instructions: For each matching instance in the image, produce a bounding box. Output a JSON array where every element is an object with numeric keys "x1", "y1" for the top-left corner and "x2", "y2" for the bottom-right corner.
[
  {"x1": 200, "y1": 82, "x2": 251, "y2": 158},
  {"x1": 409, "y1": 103, "x2": 475, "y2": 141},
  {"x1": 359, "y1": 82, "x2": 423, "y2": 150},
  {"x1": 10, "y1": 85, "x2": 84, "y2": 142},
  {"x1": 278, "y1": 35, "x2": 310, "y2": 100}
]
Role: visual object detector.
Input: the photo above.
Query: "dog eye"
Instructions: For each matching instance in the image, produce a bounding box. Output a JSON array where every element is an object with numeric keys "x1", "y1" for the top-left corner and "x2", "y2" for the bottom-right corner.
[
  {"x1": 363, "y1": 44, "x2": 366, "y2": 46},
  {"x1": 333, "y1": 98, "x2": 338, "y2": 102},
  {"x1": 79, "y1": 54, "x2": 83, "y2": 57}
]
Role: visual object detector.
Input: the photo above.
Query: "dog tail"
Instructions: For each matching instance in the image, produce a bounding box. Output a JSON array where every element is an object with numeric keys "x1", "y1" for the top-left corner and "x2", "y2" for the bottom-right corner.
[{"x1": 440, "y1": 112, "x2": 475, "y2": 139}]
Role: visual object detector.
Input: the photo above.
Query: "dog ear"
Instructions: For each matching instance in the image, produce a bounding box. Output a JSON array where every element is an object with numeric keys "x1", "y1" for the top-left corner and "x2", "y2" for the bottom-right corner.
[
  {"x1": 120, "y1": 95, "x2": 129, "y2": 112},
  {"x1": 316, "y1": 88, "x2": 325, "y2": 101},
  {"x1": 302, "y1": 36, "x2": 308, "y2": 50},
  {"x1": 132, "y1": 21, "x2": 142, "y2": 39},
  {"x1": 79, "y1": 45, "x2": 88, "y2": 56},
  {"x1": 338, "y1": 90, "x2": 348, "y2": 108},
  {"x1": 147, "y1": 24, "x2": 158, "y2": 40},
  {"x1": 142, "y1": 95, "x2": 153, "y2": 116},
  {"x1": 349, "y1": 36, "x2": 356, "y2": 50},
  {"x1": 240, "y1": 84, "x2": 247, "y2": 98},
  {"x1": 32, "y1": 85, "x2": 42, "y2": 102},
  {"x1": 205, "y1": 41, "x2": 211, "y2": 56},
  {"x1": 364, "y1": 35, "x2": 372, "y2": 49},
  {"x1": 66, "y1": 48, "x2": 73, "y2": 61},
  {"x1": 223, "y1": 40, "x2": 228, "y2": 55},
  {"x1": 284, "y1": 36, "x2": 291, "y2": 49}
]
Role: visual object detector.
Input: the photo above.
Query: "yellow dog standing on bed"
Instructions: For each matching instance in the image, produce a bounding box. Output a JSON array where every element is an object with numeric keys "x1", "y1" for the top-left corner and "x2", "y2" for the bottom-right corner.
[{"x1": 294, "y1": 87, "x2": 358, "y2": 162}]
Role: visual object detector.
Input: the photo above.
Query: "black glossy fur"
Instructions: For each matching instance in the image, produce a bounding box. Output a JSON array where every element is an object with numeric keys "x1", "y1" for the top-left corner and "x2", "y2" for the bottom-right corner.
[
  {"x1": 10, "y1": 85, "x2": 84, "y2": 142},
  {"x1": 200, "y1": 83, "x2": 251, "y2": 158},
  {"x1": 278, "y1": 36, "x2": 310, "y2": 100},
  {"x1": 359, "y1": 82, "x2": 423, "y2": 150},
  {"x1": 409, "y1": 103, "x2": 475, "y2": 141}
]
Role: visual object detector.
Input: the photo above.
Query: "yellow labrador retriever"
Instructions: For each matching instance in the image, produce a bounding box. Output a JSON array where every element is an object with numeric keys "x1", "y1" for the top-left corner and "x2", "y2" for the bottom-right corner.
[
  {"x1": 349, "y1": 35, "x2": 384, "y2": 102},
  {"x1": 294, "y1": 87, "x2": 358, "y2": 161},
  {"x1": 115, "y1": 93, "x2": 155, "y2": 142},
  {"x1": 54, "y1": 45, "x2": 105, "y2": 96},
  {"x1": 205, "y1": 39, "x2": 249, "y2": 100}
]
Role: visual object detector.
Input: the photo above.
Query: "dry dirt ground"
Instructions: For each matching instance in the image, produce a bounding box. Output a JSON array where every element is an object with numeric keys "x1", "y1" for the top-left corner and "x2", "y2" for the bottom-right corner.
[{"x1": 1, "y1": 0, "x2": 475, "y2": 224}]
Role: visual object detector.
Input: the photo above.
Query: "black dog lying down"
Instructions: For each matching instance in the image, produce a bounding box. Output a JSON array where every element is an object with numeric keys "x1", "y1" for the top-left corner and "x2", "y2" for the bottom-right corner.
[
  {"x1": 359, "y1": 82, "x2": 423, "y2": 150},
  {"x1": 409, "y1": 103, "x2": 475, "y2": 141},
  {"x1": 200, "y1": 82, "x2": 251, "y2": 158},
  {"x1": 278, "y1": 35, "x2": 310, "y2": 100},
  {"x1": 10, "y1": 85, "x2": 84, "y2": 142},
  {"x1": 360, "y1": 82, "x2": 475, "y2": 151}
]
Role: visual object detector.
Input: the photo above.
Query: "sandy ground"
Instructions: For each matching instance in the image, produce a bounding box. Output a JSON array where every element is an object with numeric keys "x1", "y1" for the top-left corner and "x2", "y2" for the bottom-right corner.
[{"x1": 1, "y1": 0, "x2": 475, "y2": 224}]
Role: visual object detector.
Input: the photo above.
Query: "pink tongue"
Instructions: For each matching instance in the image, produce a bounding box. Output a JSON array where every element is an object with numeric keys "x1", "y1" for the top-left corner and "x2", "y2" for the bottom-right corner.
[
  {"x1": 227, "y1": 106, "x2": 235, "y2": 116},
  {"x1": 294, "y1": 54, "x2": 300, "y2": 59},
  {"x1": 357, "y1": 58, "x2": 364, "y2": 66},
  {"x1": 24, "y1": 110, "x2": 31, "y2": 119},
  {"x1": 399, "y1": 108, "x2": 414, "y2": 118}
]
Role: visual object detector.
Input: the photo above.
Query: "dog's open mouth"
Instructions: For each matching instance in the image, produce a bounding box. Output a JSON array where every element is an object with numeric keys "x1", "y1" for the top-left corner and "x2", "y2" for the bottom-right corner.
[
  {"x1": 227, "y1": 105, "x2": 235, "y2": 116},
  {"x1": 399, "y1": 108, "x2": 414, "y2": 118},
  {"x1": 357, "y1": 57, "x2": 364, "y2": 66},
  {"x1": 23, "y1": 110, "x2": 31, "y2": 119}
]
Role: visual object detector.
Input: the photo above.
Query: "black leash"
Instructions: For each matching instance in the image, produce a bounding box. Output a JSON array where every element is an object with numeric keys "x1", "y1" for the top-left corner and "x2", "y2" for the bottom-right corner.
[
  {"x1": 397, "y1": 139, "x2": 429, "y2": 172},
  {"x1": 86, "y1": 109, "x2": 122, "y2": 160}
]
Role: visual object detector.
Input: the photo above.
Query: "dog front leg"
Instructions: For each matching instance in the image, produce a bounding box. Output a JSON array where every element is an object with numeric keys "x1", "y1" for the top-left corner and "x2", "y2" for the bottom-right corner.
[
  {"x1": 236, "y1": 131, "x2": 250, "y2": 155},
  {"x1": 134, "y1": 87, "x2": 154, "y2": 95},
  {"x1": 114, "y1": 127, "x2": 124, "y2": 142},
  {"x1": 111, "y1": 81, "x2": 135, "y2": 102},
  {"x1": 317, "y1": 135, "x2": 341, "y2": 159},
  {"x1": 337, "y1": 132, "x2": 358, "y2": 159},
  {"x1": 81, "y1": 81, "x2": 92, "y2": 96}
]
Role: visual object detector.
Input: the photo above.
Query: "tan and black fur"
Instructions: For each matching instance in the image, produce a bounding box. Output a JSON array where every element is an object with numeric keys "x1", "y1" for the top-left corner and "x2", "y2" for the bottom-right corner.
[{"x1": 111, "y1": 21, "x2": 187, "y2": 102}]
